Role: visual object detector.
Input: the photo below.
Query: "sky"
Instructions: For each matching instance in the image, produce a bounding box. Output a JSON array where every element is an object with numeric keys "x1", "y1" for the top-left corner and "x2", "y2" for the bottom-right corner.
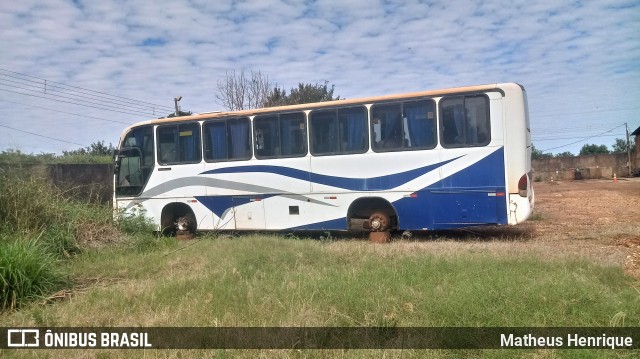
[{"x1": 0, "y1": 0, "x2": 638, "y2": 156}]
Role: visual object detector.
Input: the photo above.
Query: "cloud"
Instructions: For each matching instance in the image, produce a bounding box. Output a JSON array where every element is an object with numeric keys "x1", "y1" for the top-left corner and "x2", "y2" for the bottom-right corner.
[{"x1": 0, "y1": 0, "x2": 638, "y2": 154}]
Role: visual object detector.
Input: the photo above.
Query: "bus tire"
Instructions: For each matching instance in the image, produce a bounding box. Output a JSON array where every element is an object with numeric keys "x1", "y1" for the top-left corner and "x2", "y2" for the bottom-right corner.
[{"x1": 161, "y1": 203, "x2": 197, "y2": 236}]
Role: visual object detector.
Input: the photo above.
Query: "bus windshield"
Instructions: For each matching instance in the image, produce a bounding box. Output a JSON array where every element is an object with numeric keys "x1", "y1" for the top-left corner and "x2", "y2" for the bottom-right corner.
[{"x1": 115, "y1": 126, "x2": 154, "y2": 197}]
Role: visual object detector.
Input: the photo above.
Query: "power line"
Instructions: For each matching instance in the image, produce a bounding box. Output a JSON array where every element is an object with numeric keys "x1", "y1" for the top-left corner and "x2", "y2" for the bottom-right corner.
[
  {"x1": 533, "y1": 126, "x2": 623, "y2": 135},
  {"x1": 0, "y1": 80, "x2": 155, "y2": 117},
  {"x1": 0, "y1": 99, "x2": 131, "y2": 124},
  {"x1": 540, "y1": 124, "x2": 626, "y2": 152},
  {"x1": 0, "y1": 74, "x2": 164, "y2": 115},
  {"x1": 0, "y1": 73, "x2": 174, "y2": 115},
  {"x1": 0, "y1": 123, "x2": 87, "y2": 147},
  {"x1": 532, "y1": 123, "x2": 627, "y2": 135},
  {"x1": 533, "y1": 133, "x2": 625, "y2": 141},
  {"x1": 0, "y1": 87, "x2": 154, "y2": 117},
  {"x1": 533, "y1": 106, "x2": 640, "y2": 119},
  {"x1": 0, "y1": 68, "x2": 174, "y2": 112}
]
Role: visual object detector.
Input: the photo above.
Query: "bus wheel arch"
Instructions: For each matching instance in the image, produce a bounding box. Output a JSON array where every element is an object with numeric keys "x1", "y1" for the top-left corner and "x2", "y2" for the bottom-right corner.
[
  {"x1": 160, "y1": 202, "x2": 197, "y2": 235},
  {"x1": 347, "y1": 197, "x2": 398, "y2": 232}
]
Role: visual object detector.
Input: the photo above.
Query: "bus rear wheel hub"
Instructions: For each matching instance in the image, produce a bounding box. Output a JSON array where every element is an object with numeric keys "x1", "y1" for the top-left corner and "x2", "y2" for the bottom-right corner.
[{"x1": 368, "y1": 212, "x2": 390, "y2": 232}]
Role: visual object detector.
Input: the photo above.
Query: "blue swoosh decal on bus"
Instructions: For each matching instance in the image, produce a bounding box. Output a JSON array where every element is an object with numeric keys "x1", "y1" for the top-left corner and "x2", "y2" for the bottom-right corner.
[{"x1": 200, "y1": 157, "x2": 461, "y2": 191}]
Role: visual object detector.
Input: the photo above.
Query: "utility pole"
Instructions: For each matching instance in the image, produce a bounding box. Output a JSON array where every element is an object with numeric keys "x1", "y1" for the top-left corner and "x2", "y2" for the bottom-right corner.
[
  {"x1": 626, "y1": 123, "x2": 632, "y2": 177},
  {"x1": 174, "y1": 96, "x2": 182, "y2": 117}
]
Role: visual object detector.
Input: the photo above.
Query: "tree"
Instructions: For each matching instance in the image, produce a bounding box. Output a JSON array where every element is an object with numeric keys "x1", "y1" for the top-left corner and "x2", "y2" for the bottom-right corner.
[
  {"x1": 263, "y1": 81, "x2": 341, "y2": 107},
  {"x1": 215, "y1": 70, "x2": 341, "y2": 110},
  {"x1": 531, "y1": 144, "x2": 552, "y2": 159},
  {"x1": 215, "y1": 69, "x2": 272, "y2": 110},
  {"x1": 62, "y1": 141, "x2": 115, "y2": 157},
  {"x1": 611, "y1": 138, "x2": 634, "y2": 154},
  {"x1": 579, "y1": 143, "x2": 609, "y2": 156},
  {"x1": 554, "y1": 151, "x2": 574, "y2": 157}
]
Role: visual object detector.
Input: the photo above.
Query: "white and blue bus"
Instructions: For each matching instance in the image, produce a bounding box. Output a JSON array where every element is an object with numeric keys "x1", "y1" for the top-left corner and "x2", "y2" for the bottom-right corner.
[{"x1": 114, "y1": 82, "x2": 534, "y2": 240}]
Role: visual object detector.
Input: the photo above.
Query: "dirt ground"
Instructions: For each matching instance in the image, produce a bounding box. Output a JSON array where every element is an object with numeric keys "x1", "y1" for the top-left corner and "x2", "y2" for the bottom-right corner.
[
  {"x1": 525, "y1": 177, "x2": 640, "y2": 278},
  {"x1": 369, "y1": 177, "x2": 640, "y2": 279}
]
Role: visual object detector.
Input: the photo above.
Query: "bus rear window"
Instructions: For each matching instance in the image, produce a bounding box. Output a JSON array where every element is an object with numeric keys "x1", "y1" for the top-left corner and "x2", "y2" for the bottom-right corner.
[{"x1": 440, "y1": 95, "x2": 490, "y2": 148}]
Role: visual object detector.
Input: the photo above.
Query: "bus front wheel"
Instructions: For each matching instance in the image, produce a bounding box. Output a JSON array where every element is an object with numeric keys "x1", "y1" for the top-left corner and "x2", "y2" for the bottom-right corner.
[{"x1": 161, "y1": 203, "x2": 197, "y2": 237}]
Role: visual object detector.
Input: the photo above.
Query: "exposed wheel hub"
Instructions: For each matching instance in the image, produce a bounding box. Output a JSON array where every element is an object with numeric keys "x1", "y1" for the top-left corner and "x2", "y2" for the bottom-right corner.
[{"x1": 368, "y1": 212, "x2": 390, "y2": 232}]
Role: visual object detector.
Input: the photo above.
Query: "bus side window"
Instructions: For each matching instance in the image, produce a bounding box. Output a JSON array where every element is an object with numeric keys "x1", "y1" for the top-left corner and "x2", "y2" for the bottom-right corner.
[
  {"x1": 227, "y1": 118, "x2": 252, "y2": 160},
  {"x1": 310, "y1": 110, "x2": 338, "y2": 155},
  {"x1": 254, "y1": 115, "x2": 279, "y2": 158},
  {"x1": 440, "y1": 95, "x2": 490, "y2": 148},
  {"x1": 178, "y1": 123, "x2": 201, "y2": 163},
  {"x1": 204, "y1": 121, "x2": 227, "y2": 161},
  {"x1": 338, "y1": 106, "x2": 367, "y2": 153},
  {"x1": 157, "y1": 123, "x2": 201, "y2": 164},
  {"x1": 371, "y1": 103, "x2": 402, "y2": 152},
  {"x1": 403, "y1": 100, "x2": 436, "y2": 149},
  {"x1": 158, "y1": 126, "x2": 178, "y2": 164},
  {"x1": 280, "y1": 112, "x2": 306, "y2": 157}
]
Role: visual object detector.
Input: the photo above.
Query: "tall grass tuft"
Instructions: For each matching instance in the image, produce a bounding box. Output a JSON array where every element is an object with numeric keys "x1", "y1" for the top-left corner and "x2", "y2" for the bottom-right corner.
[
  {"x1": 0, "y1": 168, "x2": 68, "y2": 234},
  {"x1": 0, "y1": 168, "x2": 122, "y2": 256},
  {"x1": 0, "y1": 167, "x2": 123, "y2": 310},
  {"x1": 0, "y1": 237, "x2": 68, "y2": 310}
]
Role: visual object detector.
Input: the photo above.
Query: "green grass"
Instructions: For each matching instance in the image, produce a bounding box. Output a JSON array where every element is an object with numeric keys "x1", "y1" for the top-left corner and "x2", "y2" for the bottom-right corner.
[
  {"x1": 0, "y1": 237, "x2": 68, "y2": 310},
  {"x1": 2, "y1": 235, "x2": 638, "y2": 357},
  {"x1": 0, "y1": 149, "x2": 112, "y2": 164},
  {"x1": 0, "y1": 168, "x2": 121, "y2": 311},
  {"x1": 1, "y1": 165, "x2": 638, "y2": 357}
]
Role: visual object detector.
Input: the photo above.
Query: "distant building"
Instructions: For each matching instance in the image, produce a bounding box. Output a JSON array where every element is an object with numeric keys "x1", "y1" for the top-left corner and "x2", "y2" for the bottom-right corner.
[
  {"x1": 632, "y1": 126, "x2": 640, "y2": 175},
  {"x1": 632, "y1": 126, "x2": 640, "y2": 153}
]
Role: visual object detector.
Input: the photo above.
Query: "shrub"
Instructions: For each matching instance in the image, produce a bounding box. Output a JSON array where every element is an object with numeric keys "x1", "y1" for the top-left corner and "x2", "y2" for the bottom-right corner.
[
  {"x1": 0, "y1": 168, "x2": 67, "y2": 234},
  {"x1": 0, "y1": 168, "x2": 125, "y2": 255},
  {"x1": 114, "y1": 208, "x2": 157, "y2": 235},
  {"x1": 0, "y1": 238, "x2": 68, "y2": 310}
]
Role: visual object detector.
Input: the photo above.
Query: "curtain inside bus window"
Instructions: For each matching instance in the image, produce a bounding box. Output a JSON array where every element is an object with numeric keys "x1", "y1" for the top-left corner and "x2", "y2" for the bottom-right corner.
[
  {"x1": 142, "y1": 129, "x2": 153, "y2": 167},
  {"x1": 465, "y1": 96, "x2": 490, "y2": 145},
  {"x1": 453, "y1": 104, "x2": 465, "y2": 144},
  {"x1": 134, "y1": 130, "x2": 144, "y2": 152},
  {"x1": 254, "y1": 115, "x2": 279, "y2": 158},
  {"x1": 207, "y1": 122, "x2": 227, "y2": 161},
  {"x1": 340, "y1": 107, "x2": 366, "y2": 152},
  {"x1": 405, "y1": 100, "x2": 435, "y2": 148},
  {"x1": 228, "y1": 118, "x2": 250, "y2": 160},
  {"x1": 440, "y1": 95, "x2": 490, "y2": 147},
  {"x1": 158, "y1": 126, "x2": 178, "y2": 164},
  {"x1": 464, "y1": 102, "x2": 478, "y2": 143},
  {"x1": 310, "y1": 110, "x2": 337, "y2": 154},
  {"x1": 280, "y1": 117, "x2": 292, "y2": 156},
  {"x1": 372, "y1": 104, "x2": 402, "y2": 150},
  {"x1": 178, "y1": 123, "x2": 200, "y2": 163},
  {"x1": 280, "y1": 113, "x2": 305, "y2": 157}
]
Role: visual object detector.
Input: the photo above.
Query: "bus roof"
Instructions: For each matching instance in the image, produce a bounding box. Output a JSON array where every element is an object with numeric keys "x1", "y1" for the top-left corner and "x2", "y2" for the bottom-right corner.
[{"x1": 122, "y1": 82, "x2": 515, "y2": 132}]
